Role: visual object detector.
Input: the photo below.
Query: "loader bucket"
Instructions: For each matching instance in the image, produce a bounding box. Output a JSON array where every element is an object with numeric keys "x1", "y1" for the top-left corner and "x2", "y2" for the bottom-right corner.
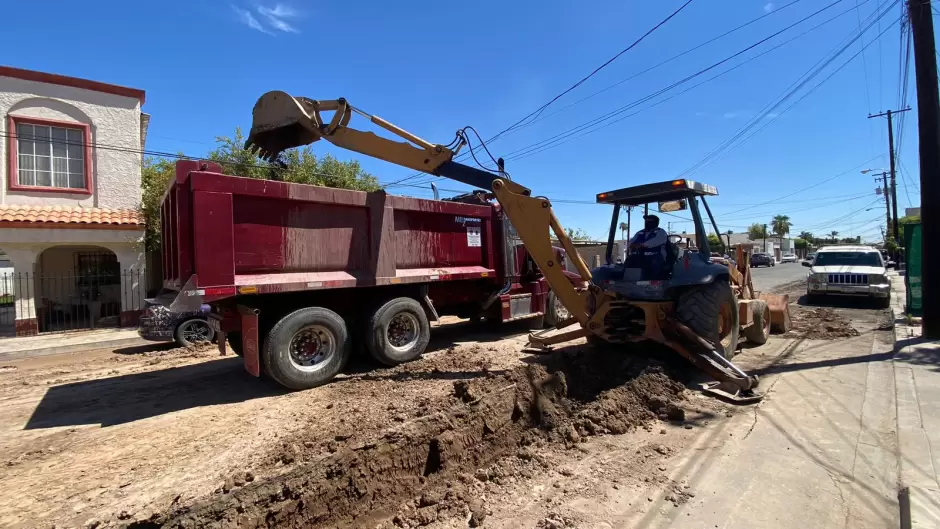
[
  {"x1": 246, "y1": 91, "x2": 321, "y2": 160},
  {"x1": 758, "y1": 293, "x2": 791, "y2": 333}
]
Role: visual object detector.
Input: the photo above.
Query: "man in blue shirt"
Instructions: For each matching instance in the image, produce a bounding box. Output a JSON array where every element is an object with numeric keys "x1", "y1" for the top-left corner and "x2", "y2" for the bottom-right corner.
[{"x1": 628, "y1": 214, "x2": 669, "y2": 279}]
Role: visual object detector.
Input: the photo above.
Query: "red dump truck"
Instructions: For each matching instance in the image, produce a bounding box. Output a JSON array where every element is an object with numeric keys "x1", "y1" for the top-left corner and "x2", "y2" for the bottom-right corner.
[{"x1": 151, "y1": 160, "x2": 582, "y2": 389}]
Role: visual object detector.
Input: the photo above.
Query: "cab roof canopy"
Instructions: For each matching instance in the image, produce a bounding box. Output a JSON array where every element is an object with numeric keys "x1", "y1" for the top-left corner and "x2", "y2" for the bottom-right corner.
[{"x1": 595, "y1": 179, "x2": 718, "y2": 206}]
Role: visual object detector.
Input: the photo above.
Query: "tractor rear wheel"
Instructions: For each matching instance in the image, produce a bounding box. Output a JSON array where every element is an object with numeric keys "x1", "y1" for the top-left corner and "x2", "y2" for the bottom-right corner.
[{"x1": 677, "y1": 281, "x2": 739, "y2": 359}]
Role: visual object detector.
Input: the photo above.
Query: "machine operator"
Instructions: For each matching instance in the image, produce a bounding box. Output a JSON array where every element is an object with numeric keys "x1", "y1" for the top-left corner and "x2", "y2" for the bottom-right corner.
[{"x1": 627, "y1": 214, "x2": 669, "y2": 279}]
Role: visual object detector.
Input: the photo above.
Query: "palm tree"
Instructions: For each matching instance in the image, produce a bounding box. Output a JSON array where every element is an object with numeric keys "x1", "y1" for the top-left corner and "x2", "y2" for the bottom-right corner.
[
  {"x1": 828, "y1": 230, "x2": 839, "y2": 242},
  {"x1": 771, "y1": 215, "x2": 792, "y2": 237},
  {"x1": 619, "y1": 221, "x2": 629, "y2": 241},
  {"x1": 797, "y1": 230, "x2": 813, "y2": 242}
]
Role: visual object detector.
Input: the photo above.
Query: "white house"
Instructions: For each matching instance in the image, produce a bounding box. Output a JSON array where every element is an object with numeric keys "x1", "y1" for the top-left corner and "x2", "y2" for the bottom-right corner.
[{"x1": 0, "y1": 66, "x2": 148, "y2": 337}]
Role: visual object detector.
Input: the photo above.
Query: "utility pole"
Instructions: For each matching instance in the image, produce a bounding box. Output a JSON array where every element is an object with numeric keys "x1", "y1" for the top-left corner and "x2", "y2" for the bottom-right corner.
[
  {"x1": 909, "y1": 0, "x2": 939, "y2": 337},
  {"x1": 868, "y1": 107, "x2": 910, "y2": 242},
  {"x1": 763, "y1": 223, "x2": 768, "y2": 253}
]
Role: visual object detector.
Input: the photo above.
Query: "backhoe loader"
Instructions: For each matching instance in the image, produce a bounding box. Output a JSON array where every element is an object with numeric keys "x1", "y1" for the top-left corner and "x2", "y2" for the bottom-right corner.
[{"x1": 245, "y1": 92, "x2": 788, "y2": 403}]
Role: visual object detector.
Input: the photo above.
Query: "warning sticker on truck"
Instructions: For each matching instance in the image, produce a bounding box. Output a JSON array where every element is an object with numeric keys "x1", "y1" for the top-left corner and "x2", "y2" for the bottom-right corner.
[{"x1": 467, "y1": 226, "x2": 482, "y2": 247}]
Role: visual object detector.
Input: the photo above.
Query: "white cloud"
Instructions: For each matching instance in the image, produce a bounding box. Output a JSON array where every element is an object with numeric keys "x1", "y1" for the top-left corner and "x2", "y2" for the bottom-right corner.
[
  {"x1": 764, "y1": 112, "x2": 780, "y2": 119},
  {"x1": 257, "y1": 4, "x2": 300, "y2": 33},
  {"x1": 763, "y1": 2, "x2": 774, "y2": 13},
  {"x1": 723, "y1": 112, "x2": 740, "y2": 119},
  {"x1": 232, "y1": 5, "x2": 272, "y2": 34}
]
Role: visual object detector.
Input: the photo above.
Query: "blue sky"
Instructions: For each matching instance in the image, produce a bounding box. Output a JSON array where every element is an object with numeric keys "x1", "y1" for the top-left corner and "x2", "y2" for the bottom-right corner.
[{"x1": 1, "y1": 0, "x2": 924, "y2": 242}]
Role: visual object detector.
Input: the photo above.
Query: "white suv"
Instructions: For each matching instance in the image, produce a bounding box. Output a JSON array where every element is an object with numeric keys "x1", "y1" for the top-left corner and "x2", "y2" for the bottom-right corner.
[{"x1": 804, "y1": 245, "x2": 890, "y2": 307}]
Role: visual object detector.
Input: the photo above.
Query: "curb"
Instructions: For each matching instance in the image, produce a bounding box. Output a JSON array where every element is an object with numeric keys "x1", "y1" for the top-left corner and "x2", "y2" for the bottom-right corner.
[{"x1": 0, "y1": 336, "x2": 150, "y2": 362}]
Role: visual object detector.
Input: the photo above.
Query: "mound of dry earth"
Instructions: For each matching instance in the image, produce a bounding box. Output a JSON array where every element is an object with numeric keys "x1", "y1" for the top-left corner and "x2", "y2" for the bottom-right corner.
[
  {"x1": 787, "y1": 307, "x2": 860, "y2": 339},
  {"x1": 132, "y1": 348, "x2": 687, "y2": 529}
]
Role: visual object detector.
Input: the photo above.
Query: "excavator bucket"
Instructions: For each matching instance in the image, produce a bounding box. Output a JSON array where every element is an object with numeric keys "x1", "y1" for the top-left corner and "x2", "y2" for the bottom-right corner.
[
  {"x1": 758, "y1": 293, "x2": 792, "y2": 333},
  {"x1": 246, "y1": 91, "x2": 331, "y2": 160}
]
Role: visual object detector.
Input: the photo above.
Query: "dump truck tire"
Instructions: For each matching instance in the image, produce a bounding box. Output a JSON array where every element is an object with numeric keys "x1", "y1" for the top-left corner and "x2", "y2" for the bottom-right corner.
[
  {"x1": 742, "y1": 299, "x2": 770, "y2": 345},
  {"x1": 263, "y1": 307, "x2": 350, "y2": 390},
  {"x1": 677, "y1": 281, "x2": 739, "y2": 359},
  {"x1": 544, "y1": 290, "x2": 571, "y2": 328},
  {"x1": 367, "y1": 297, "x2": 431, "y2": 366}
]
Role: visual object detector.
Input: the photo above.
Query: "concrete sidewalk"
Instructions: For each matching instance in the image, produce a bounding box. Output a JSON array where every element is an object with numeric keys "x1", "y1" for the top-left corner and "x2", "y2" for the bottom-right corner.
[
  {"x1": 891, "y1": 273, "x2": 940, "y2": 528},
  {"x1": 0, "y1": 328, "x2": 147, "y2": 361}
]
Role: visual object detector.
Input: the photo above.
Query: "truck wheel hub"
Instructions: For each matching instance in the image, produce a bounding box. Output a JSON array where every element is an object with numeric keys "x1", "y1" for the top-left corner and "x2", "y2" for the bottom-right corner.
[
  {"x1": 387, "y1": 313, "x2": 419, "y2": 351},
  {"x1": 289, "y1": 325, "x2": 334, "y2": 368}
]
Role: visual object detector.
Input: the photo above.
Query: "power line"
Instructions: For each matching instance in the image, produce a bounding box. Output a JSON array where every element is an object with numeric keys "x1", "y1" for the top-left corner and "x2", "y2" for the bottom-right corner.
[
  {"x1": 855, "y1": 0, "x2": 875, "y2": 114},
  {"x1": 678, "y1": 0, "x2": 899, "y2": 177},
  {"x1": 488, "y1": 0, "x2": 863, "y2": 165},
  {"x1": 489, "y1": 0, "x2": 812, "y2": 136},
  {"x1": 383, "y1": 0, "x2": 695, "y2": 189}
]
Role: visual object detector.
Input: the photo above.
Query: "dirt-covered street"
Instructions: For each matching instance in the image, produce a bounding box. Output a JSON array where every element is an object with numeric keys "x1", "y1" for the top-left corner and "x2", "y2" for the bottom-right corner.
[{"x1": 0, "y1": 283, "x2": 897, "y2": 529}]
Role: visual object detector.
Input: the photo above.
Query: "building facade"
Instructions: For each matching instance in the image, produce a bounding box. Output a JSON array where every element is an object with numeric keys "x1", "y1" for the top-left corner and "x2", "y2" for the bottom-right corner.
[{"x1": 0, "y1": 66, "x2": 148, "y2": 337}]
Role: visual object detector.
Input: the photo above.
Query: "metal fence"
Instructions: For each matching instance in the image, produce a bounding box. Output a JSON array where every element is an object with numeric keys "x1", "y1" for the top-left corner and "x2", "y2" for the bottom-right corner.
[{"x1": 0, "y1": 269, "x2": 145, "y2": 338}]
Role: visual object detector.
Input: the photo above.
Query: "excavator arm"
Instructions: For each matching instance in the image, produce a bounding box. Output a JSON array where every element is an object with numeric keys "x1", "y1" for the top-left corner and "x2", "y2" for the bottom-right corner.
[{"x1": 246, "y1": 91, "x2": 593, "y2": 327}]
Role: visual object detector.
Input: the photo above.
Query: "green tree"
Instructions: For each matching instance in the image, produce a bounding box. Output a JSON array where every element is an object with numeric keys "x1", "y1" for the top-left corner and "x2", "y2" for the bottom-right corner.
[
  {"x1": 797, "y1": 231, "x2": 813, "y2": 242},
  {"x1": 794, "y1": 238, "x2": 809, "y2": 250},
  {"x1": 747, "y1": 223, "x2": 767, "y2": 240},
  {"x1": 565, "y1": 227, "x2": 591, "y2": 240},
  {"x1": 619, "y1": 221, "x2": 629, "y2": 241},
  {"x1": 771, "y1": 215, "x2": 792, "y2": 237},
  {"x1": 707, "y1": 233, "x2": 722, "y2": 249},
  {"x1": 828, "y1": 230, "x2": 839, "y2": 242},
  {"x1": 140, "y1": 127, "x2": 381, "y2": 251}
]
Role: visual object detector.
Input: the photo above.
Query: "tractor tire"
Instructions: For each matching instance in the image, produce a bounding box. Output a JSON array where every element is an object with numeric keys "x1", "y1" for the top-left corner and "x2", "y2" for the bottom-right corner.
[
  {"x1": 677, "y1": 281, "x2": 740, "y2": 359},
  {"x1": 366, "y1": 297, "x2": 431, "y2": 366},
  {"x1": 544, "y1": 290, "x2": 571, "y2": 328},
  {"x1": 742, "y1": 299, "x2": 770, "y2": 345},
  {"x1": 263, "y1": 307, "x2": 350, "y2": 390}
]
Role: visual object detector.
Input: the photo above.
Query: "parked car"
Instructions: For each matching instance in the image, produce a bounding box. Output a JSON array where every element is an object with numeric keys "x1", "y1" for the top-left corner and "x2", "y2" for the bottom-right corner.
[
  {"x1": 803, "y1": 245, "x2": 890, "y2": 307},
  {"x1": 751, "y1": 253, "x2": 775, "y2": 267},
  {"x1": 781, "y1": 253, "x2": 798, "y2": 263},
  {"x1": 138, "y1": 299, "x2": 216, "y2": 346},
  {"x1": 801, "y1": 252, "x2": 816, "y2": 266}
]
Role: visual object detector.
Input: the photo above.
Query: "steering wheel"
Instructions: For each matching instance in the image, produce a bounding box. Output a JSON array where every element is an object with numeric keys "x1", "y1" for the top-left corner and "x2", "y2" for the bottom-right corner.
[{"x1": 667, "y1": 234, "x2": 682, "y2": 245}]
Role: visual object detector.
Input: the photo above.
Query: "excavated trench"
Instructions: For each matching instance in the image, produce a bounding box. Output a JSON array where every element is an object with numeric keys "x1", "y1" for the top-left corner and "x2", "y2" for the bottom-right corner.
[{"x1": 127, "y1": 348, "x2": 687, "y2": 529}]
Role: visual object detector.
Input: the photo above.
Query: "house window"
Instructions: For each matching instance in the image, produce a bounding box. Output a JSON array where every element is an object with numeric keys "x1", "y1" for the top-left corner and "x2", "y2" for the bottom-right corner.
[
  {"x1": 74, "y1": 252, "x2": 120, "y2": 286},
  {"x1": 16, "y1": 122, "x2": 86, "y2": 189}
]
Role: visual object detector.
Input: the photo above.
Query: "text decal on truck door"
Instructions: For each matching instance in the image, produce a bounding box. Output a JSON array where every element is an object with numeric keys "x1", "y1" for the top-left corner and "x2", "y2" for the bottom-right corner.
[{"x1": 467, "y1": 226, "x2": 482, "y2": 247}]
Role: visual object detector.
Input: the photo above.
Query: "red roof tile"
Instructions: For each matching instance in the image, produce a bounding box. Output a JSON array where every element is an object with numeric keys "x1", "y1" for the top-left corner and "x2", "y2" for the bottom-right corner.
[{"x1": 0, "y1": 205, "x2": 143, "y2": 226}]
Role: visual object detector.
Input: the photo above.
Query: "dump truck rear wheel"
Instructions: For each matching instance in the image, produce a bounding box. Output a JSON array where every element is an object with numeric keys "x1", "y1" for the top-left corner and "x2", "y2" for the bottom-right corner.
[
  {"x1": 742, "y1": 300, "x2": 770, "y2": 345},
  {"x1": 677, "y1": 281, "x2": 739, "y2": 359},
  {"x1": 263, "y1": 307, "x2": 350, "y2": 390},
  {"x1": 367, "y1": 297, "x2": 431, "y2": 366}
]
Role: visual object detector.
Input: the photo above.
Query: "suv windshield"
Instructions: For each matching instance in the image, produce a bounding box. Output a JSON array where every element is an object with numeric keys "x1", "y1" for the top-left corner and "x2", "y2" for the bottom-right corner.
[{"x1": 814, "y1": 251, "x2": 883, "y2": 267}]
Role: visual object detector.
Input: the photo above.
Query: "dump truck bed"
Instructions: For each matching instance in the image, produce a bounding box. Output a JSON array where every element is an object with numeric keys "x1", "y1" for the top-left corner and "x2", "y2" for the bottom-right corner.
[{"x1": 161, "y1": 161, "x2": 500, "y2": 302}]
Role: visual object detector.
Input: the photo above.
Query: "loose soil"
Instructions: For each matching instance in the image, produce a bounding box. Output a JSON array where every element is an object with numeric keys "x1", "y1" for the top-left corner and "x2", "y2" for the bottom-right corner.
[
  {"x1": 787, "y1": 306, "x2": 861, "y2": 339},
  {"x1": 131, "y1": 347, "x2": 687, "y2": 529},
  {"x1": 0, "y1": 319, "x2": 690, "y2": 529}
]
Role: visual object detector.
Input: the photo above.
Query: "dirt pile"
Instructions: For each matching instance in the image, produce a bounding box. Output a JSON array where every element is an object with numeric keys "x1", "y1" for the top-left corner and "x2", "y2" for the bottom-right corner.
[
  {"x1": 132, "y1": 348, "x2": 687, "y2": 529},
  {"x1": 787, "y1": 307, "x2": 860, "y2": 339}
]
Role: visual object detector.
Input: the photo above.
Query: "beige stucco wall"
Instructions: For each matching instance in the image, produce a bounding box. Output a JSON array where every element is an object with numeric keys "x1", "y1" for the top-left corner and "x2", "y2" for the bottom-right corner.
[{"x1": 0, "y1": 75, "x2": 143, "y2": 209}]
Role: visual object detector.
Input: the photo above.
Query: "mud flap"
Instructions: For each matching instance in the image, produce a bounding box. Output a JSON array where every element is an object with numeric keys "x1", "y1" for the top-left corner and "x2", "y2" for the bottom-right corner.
[
  {"x1": 238, "y1": 305, "x2": 261, "y2": 377},
  {"x1": 758, "y1": 293, "x2": 792, "y2": 333}
]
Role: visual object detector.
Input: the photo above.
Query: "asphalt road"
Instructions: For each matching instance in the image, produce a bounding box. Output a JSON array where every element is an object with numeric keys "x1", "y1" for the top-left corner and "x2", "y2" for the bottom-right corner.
[{"x1": 750, "y1": 261, "x2": 808, "y2": 293}]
